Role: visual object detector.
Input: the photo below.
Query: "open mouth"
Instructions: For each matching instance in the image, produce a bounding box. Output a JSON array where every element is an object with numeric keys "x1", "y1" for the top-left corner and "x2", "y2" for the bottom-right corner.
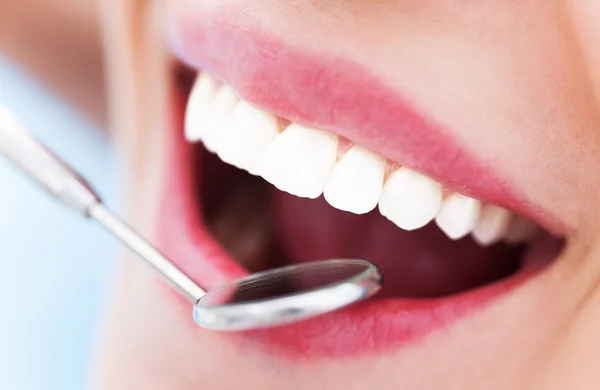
[
  {"x1": 157, "y1": 12, "x2": 565, "y2": 358},
  {"x1": 186, "y1": 70, "x2": 551, "y2": 299},
  {"x1": 160, "y1": 62, "x2": 564, "y2": 358}
]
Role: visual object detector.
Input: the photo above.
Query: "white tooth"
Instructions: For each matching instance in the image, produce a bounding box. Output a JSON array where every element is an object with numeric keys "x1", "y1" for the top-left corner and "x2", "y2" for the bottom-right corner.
[
  {"x1": 504, "y1": 216, "x2": 539, "y2": 244},
  {"x1": 324, "y1": 146, "x2": 385, "y2": 214},
  {"x1": 472, "y1": 204, "x2": 511, "y2": 246},
  {"x1": 378, "y1": 168, "x2": 443, "y2": 230},
  {"x1": 217, "y1": 101, "x2": 279, "y2": 174},
  {"x1": 185, "y1": 73, "x2": 219, "y2": 142},
  {"x1": 201, "y1": 85, "x2": 239, "y2": 153},
  {"x1": 259, "y1": 124, "x2": 338, "y2": 198},
  {"x1": 435, "y1": 193, "x2": 482, "y2": 240}
]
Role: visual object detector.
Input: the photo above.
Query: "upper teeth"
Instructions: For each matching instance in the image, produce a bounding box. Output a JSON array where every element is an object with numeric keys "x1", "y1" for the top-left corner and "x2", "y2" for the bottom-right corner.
[
  {"x1": 185, "y1": 73, "x2": 539, "y2": 245},
  {"x1": 472, "y1": 204, "x2": 512, "y2": 246},
  {"x1": 260, "y1": 124, "x2": 338, "y2": 199},
  {"x1": 324, "y1": 145, "x2": 386, "y2": 214},
  {"x1": 219, "y1": 101, "x2": 279, "y2": 175},
  {"x1": 435, "y1": 193, "x2": 482, "y2": 240},
  {"x1": 378, "y1": 168, "x2": 442, "y2": 230}
]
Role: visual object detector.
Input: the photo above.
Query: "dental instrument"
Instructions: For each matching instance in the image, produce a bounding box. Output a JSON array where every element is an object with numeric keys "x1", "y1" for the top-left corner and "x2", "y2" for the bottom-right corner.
[{"x1": 0, "y1": 105, "x2": 383, "y2": 331}]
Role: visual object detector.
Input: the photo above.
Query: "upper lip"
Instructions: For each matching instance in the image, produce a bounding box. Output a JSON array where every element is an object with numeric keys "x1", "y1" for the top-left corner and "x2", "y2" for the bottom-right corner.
[{"x1": 167, "y1": 6, "x2": 561, "y2": 235}]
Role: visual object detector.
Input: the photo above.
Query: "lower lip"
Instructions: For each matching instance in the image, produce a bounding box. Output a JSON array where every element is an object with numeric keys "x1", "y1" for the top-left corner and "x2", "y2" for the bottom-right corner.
[{"x1": 152, "y1": 85, "x2": 544, "y2": 360}]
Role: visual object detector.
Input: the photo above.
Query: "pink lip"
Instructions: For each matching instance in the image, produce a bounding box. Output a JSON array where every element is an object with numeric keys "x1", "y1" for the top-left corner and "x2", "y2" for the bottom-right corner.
[
  {"x1": 157, "y1": 83, "x2": 546, "y2": 360},
  {"x1": 167, "y1": 7, "x2": 560, "y2": 234},
  {"x1": 157, "y1": 5, "x2": 559, "y2": 359}
]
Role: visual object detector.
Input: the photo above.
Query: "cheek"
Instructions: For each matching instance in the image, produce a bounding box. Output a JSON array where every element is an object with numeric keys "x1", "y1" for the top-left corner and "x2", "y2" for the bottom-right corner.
[
  {"x1": 568, "y1": 1, "x2": 600, "y2": 117},
  {"x1": 370, "y1": 10, "x2": 600, "y2": 231}
]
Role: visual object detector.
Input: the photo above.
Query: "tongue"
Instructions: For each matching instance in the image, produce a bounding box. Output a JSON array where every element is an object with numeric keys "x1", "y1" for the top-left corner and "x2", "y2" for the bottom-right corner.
[{"x1": 272, "y1": 190, "x2": 520, "y2": 298}]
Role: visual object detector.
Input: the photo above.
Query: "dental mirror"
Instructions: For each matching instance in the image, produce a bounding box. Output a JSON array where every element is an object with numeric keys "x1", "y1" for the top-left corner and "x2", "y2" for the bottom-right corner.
[
  {"x1": 0, "y1": 106, "x2": 384, "y2": 331},
  {"x1": 194, "y1": 259, "x2": 381, "y2": 330}
]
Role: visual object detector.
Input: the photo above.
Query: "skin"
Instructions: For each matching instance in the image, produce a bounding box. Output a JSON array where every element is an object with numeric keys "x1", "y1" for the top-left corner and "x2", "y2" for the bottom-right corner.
[
  {"x1": 4, "y1": 0, "x2": 600, "y2": 388},
  {"x1": 0, "y1": 0, "x2": 105, "y2": 126}
]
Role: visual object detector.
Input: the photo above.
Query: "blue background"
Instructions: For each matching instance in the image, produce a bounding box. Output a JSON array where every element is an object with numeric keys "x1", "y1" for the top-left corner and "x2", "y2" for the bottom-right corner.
[{"x1": 0, "y1": 55, "x2": 117, "y2": 389}]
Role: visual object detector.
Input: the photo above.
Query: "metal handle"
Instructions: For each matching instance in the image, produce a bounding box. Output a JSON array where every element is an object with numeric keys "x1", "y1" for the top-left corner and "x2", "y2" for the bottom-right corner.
[
  {"x1": 0, "y1": 106, "x2": 100, "y2": 215},
  {"x1": 0, "y1": 105, "x2": 205, "y2": 301},
  {"x1": 89, "y1": 203, "x2": 205, "y2": 301}
]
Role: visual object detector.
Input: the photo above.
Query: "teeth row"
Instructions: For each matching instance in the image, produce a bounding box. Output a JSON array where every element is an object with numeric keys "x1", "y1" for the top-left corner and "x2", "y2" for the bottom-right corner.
[{"x1": 185, "y1": 73, "x2": 539, "y2": 246}]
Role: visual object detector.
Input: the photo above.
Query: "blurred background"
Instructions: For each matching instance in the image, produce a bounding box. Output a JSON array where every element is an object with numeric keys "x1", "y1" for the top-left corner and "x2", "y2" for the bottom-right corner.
[{"x1": 0, "y1": 54, "x2": 117, "y2": 389}]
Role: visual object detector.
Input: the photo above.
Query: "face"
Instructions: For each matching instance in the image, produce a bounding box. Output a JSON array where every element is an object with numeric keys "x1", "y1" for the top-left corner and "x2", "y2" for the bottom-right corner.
[{"x1": 93, "y1": 1, "x2": 600, "y2": 388}]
